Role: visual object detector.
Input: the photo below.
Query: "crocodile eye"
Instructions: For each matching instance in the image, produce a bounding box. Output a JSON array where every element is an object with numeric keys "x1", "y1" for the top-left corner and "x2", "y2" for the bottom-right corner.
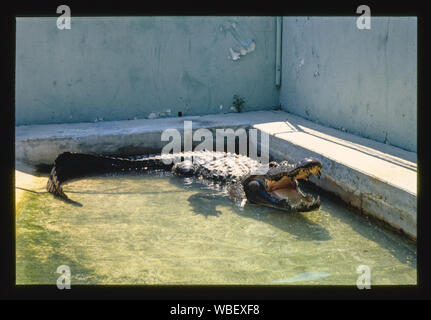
[{"x1": 246, "y1": 180, "x2": 261, "y2": 192}]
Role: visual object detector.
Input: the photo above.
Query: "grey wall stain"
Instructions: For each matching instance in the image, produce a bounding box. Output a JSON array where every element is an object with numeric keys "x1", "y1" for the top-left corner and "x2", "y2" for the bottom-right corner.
[{"x1": 223, "y1": 20, "x2": 256, "y2": 61}]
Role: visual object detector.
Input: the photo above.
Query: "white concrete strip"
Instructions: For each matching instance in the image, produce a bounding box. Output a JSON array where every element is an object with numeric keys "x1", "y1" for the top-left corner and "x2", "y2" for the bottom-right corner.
[
  {"x1": 253, "y1": 116, "x2": 416, "y2": 196},
  {"x1": 15, "y1": 110, "x2": 417, "y2": 238}
]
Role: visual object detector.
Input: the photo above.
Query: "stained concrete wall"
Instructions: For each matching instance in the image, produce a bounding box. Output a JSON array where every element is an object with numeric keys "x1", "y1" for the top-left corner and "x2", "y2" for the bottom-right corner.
[
  {"x1": 279, "y1": 17, "x2": 417, "y2": 152},
  {"x1": 16, "y1": 16, "x2": 279, "y2": 125}
]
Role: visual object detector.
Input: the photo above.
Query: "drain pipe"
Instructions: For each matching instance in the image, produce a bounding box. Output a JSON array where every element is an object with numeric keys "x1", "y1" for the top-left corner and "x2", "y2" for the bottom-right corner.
[{"x1": 275, "y1": 17, "x2": 282, "y2": 88}]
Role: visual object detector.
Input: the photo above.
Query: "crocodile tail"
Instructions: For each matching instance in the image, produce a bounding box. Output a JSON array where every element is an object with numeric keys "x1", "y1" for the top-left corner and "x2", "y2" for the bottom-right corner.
[
  {"x1": 46, "y1": 152, "x2": 175, "y2": 205},
  {"x1": 46, "y1": 152, "x2": 122, "y2": 205},
  {"x1": 47, "y1": 162, "x2": 83, "y2": 206}
]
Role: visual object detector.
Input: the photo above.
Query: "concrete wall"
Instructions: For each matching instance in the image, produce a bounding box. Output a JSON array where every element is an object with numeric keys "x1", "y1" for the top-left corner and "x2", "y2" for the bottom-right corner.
[
  {"x1": 279, "y1": 17, "x2": 417, "y2": 152},
  {"x1": 16, "y1": 17, "x2": 279, "y2": 125},
  {"x1": 16, "y1": 16, "x2": 417, "y2": 153}
]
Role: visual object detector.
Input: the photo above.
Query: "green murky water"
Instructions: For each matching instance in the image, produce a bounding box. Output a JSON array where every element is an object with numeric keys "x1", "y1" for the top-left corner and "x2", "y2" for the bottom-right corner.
[{"x1": 16, "y1": 173, "x2": 416, "y2": 285}]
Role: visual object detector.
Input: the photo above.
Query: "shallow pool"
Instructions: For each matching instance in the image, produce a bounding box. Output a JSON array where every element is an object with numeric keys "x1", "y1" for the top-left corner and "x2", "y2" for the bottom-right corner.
[{"x1": 16, "y1": 172, "x2": 416, "y2": 285}]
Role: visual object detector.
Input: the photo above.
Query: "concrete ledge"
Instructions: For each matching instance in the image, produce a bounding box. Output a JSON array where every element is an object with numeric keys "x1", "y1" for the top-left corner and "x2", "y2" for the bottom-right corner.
[
  {"x1": 15, "y1": 110, "x2": 417, "y2": 239},
  {"x1": 16, "y1": 111, "x2": 281, "y2": 165}
]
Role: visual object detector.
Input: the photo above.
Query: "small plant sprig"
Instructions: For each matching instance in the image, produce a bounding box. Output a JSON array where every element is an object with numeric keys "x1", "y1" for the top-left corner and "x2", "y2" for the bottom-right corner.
[{"x1": 232, "y1": 95, "x2": 245, "y2": 113}]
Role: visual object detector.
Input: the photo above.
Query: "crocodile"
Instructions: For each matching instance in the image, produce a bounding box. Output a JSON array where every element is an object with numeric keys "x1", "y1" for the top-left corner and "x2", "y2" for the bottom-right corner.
[{"x1": 47, "y1": 151, "x2": 323, "y2": 212}]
